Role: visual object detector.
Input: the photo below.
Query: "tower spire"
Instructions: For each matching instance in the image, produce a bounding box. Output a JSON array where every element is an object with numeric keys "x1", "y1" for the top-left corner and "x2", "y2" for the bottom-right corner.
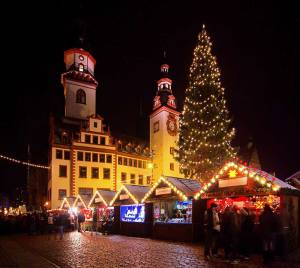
[{"x1": 152, "y1": 52, "x2": 176, "y2": 111}]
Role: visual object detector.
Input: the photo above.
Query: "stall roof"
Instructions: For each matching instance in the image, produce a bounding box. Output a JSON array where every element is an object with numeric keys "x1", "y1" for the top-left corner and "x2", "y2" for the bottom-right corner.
[
  {"x1": 249, "y1": 167, "x2": 297, "y2": 190},
  {"x1": 110, "y1": 185, "x2": 151, "y2": 206},
  {"x1": 60, "y1": 197, "x2": 76, "y2": 209},
  {"x1": 73, "y1": 195, "x2": 88, "y2": 209},
  {"x1": 195, "y1": 162, "x2": 298, "y2": 199},
  {"x1": 166, "y1": 177, "x2": 201, "y2": 197},
  {"x1": 124, "y1": 185, "x2": 151, "y2": 201},
  {"x1": 88, "y1": 190, "x2": 116, "y2": 207},
  {"x1": 142, "y1": 176, "x2": 200, "y2": 203}
]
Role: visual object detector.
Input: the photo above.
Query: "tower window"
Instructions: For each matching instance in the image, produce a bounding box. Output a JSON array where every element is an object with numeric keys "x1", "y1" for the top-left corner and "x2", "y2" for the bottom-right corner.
[
  {"x1": 56, "y1": 149, "x2": 63, "y2": 159},
  {"x1": 76, "y1": 89, "x2": 86, "y2": 104},
  {"x1": 85, "y1": 134, "x2": 91, "y2": 143},
  {"x1": 79, "y1": 63, "x2": 84, "y2": 72},
  {"x1": 170, "y1": 163, "x2": 174, "y2": 171},
  {"x1": 59, "y1": 165, "x2": 67, "y2": 177},
  {"x1": 153, "y1": 121, "x2": 159, "y2": 133},
  {"x1": 92, "y1": 136, "x2": 98, "y2": 144}
]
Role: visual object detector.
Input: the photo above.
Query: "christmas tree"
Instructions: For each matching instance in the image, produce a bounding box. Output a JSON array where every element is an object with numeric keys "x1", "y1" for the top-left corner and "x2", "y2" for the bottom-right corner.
[{"x1": 177, "y1": 25, "x2": 236, "y2": 182}]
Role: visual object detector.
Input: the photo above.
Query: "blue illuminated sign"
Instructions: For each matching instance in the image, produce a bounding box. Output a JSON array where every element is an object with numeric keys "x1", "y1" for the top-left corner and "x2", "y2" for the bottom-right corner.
[{"x1": 120, "y1": 204, "x2": 145, "y2": 223}]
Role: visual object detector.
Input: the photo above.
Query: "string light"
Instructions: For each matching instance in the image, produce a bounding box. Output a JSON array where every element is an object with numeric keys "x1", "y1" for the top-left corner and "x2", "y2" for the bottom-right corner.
[
  {"x1": 142, "y1": 176, "x2": 188, "y2": 203},
  {"x1": 88, "y1": 191, "x2": 108, "y2": 208},
  {"x1": 177, "y1": 26, "x2": 236, "y2": 181},
  {"x1": 109, "y1": 185, "x2": 139, "y2": 206},
  {"x1": 0, "y1": 153, "x2": 49, "y2": 169},
  {"x1": 73, "y1": 195, "x2": 87, "y2": 209},
  {"x1": 194, "y1": 162, "x2": 281, "y2": 199}
]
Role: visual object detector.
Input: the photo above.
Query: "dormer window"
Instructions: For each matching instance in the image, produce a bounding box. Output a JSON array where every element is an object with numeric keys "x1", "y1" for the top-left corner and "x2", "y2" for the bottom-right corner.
[
  {"x1": 79, "y1": 63, "x2": 84, "y2": 72},
  {"x1": 76, "y1": 89, "x2": 86, "y2": 104}
]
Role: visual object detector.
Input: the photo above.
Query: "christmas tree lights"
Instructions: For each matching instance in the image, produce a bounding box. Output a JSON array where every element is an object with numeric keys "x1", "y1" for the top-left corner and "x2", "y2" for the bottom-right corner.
[{"x1": 177, "y1": 25, "x2": 236, "y2": 182}]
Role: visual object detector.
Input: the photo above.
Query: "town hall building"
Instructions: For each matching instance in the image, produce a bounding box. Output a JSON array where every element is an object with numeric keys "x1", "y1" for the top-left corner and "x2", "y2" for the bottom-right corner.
[{"x1": 48, "y1": 48, "x2": 182, "y2": 208}]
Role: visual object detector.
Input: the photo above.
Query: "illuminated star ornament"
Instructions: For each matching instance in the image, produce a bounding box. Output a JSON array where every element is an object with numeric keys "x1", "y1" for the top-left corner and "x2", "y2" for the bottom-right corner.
[{"x1": 228, "y1": 169, "x2": 237, "y2": 178}]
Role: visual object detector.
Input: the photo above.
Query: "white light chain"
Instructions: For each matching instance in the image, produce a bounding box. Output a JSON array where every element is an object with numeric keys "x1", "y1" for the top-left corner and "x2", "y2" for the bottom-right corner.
[{"x1": 0, "y1": 153, "x2": 49, "y2": 169}]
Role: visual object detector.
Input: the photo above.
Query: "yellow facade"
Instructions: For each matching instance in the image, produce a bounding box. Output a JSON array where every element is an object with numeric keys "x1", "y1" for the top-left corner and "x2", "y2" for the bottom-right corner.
[
  {"x1": 48, "y1": 48, "x2": 183, "y2": 209},
  {"x1": 150, "y1": 107, "x2": 182, "y2": 182}
]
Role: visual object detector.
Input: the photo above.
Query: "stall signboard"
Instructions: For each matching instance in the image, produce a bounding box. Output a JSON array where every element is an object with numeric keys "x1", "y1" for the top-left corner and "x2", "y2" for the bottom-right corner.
[
  {"x1": 120, "y1": 194, "x2": 129, "y2": 200},
  {"x1": 120, "y1": 204, "x2": 145, "y2": 223},
  {"x1": 83, "y1": 209, "x2": 93, "y2": 221},
  {"x1": 155, "y1": 187, "x2": 172, "y2": 196},
  {"x1": 219, "y1": 177, "x2": 247, "y2": 188}
]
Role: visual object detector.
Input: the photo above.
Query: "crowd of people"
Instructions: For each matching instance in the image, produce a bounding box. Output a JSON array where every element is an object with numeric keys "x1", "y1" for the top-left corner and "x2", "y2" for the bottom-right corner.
[{"x1": 204, "y1": 203, "x2": 283, "y2": 265}]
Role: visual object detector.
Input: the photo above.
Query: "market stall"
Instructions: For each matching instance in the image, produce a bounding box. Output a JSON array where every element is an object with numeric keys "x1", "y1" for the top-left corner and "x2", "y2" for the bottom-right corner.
[
  {"x1": 72, "y1": 195, "x2": 93, "y2": 230},
  {"x1": 194, "y1": 161, "x2": 300, "y2": 249},
  {"x1": 109, "y1": 185, "x2": 151, "y2": 237},
  {"x1": 142, "y1": 176, "x2": 201, "y2": 242},
  {"x1": 60, "y1": 197, "x2": 76, "y2": 211},
  {"x1": 88, "y1": 190, "x2": 115, "y2": 233}
]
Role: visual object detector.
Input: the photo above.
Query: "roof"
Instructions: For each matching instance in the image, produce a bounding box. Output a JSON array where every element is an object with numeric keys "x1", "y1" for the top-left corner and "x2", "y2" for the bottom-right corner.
[
  {"x1": 98, "y1": 190, "x2": 116, "y2": 204},
  {"x1": 286, "y1": 171, "x2": 300, "y2": 182},
  {"x1": 64, "y1": 48, "x2": 96, "y2": 65},
  {"x1": 249, "y1": 167, "x2": 297, "y2": 190},
  {"x1": 124, "y1": 185, "x2": 151, "y2": 202},
  {"x1": 60, "y1": 197, "x2": 76, "y2": 208},
  {"x1": 165, "y1": 177, "x2": 201, "y2": 197},
  {"x1": 62, "y1": 70, "x2": 98, "y2": 86}
]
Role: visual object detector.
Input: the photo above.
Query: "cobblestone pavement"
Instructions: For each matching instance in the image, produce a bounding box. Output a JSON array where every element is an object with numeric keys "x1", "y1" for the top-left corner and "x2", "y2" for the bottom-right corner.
[{"x1": 1, "y1": 232, "x2": 299, "y2": 268}]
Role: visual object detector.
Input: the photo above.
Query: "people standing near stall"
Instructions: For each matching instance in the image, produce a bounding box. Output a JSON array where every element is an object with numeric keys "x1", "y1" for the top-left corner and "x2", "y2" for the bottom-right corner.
[
  {"x1": 260, "y1": 204, "x2": 278, "y2": 264},
  {"x1": 239, "y1": 207, "x2": 254, "y2": 260},
  {"x1": 229, "y1": 205, "x2": 242, "y2": 264},
  {"x1": 78, "y1": 211, "x2": 85, "y2": 232},
  {"x1": 204, "y1": 203, "x2": 220, "y2": 260},
  {"x1": 221, "y1": 206, "x2": 232, "y2": 260}
]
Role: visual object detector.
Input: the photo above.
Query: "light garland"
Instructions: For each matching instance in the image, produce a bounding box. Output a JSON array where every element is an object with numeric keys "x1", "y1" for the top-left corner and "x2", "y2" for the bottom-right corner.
[
  {"x1": 109, "y1": 185, "x2": 139, "y2": 206},
  {"x1": 73, "y1": 195, "x2": 87, "y2": 209},
  {"x1": 88, "y1": 191, "x2": 108, "y2": 208},
  {"x1": 194, "y1": 162, "x2": 281, "y2": 200},
  {"x1": 177, "y1": 26, "x2": 236, "y2": 181},
  {"x1": 60, "y1": 197, "x2": 72, "y2": 209},
  {"x1": 0, "y1": 153, "x2": 49, "y2": 169},
  {"x1": 142, "y1": 176, "x2": 188, "y2": 203}
]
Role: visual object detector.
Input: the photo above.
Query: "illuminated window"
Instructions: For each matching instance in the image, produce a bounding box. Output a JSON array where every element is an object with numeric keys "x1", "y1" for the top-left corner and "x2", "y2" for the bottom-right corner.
[
  {"x1": 129, "y1": 158, "x2": 132, "y2": 166},
  {"x1": 76, "y1": 89, "x2": 86, "y2": 104},
  {"x1": 58, "y1": 189, "x2": 67, "y2": 200},
  {"x1": 133, "y1": 159, "x2": 137, "y2": 167},
  {"x1": 170, "y1": 163, "x2": 174, "y2": 171},
  {"x1": 121, "y1": 172, "x2": 127, "y2": 183},
  {"x1": 118, "y1": 157, "x2": 122, "y2": 165},
  {"x1": 94, "y1": 122, "x2": 97, "y2": 128},
  {"x1": 79, "y1": 63, "x2": 84, "y2": 72},
  {"x1": 138, "y1": 175, "x2": 143, "y2": 185},
  {"x1": 124, "y1": 158, "x2": 128, "y2": 166},
  {"x1": 138, "y1": 160, "x2": 142, "y2": 168},
  {"x1": 146, "y1": 176, "x2": 151, "y2": 185},
  {"x1": 130, "y1": 174, "x2": 135, "y2": 184},
  {"x1": 78, "y1": 188, "x2": 93, "y2": 198}
]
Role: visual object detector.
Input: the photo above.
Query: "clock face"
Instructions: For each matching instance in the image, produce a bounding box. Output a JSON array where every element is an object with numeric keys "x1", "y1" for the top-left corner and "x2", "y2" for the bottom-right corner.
[{"x1": 79, "y1": 55, "x2": 84, "y2": 61}]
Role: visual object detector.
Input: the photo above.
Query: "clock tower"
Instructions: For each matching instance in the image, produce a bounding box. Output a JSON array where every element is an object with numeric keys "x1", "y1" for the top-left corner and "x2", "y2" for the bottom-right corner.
[
  {"x1": 150, "y1": 60, "x2": 181, "y2": 182},
  {"x1": 61, "y1": 48, "x2": 98, "y2": 120}
]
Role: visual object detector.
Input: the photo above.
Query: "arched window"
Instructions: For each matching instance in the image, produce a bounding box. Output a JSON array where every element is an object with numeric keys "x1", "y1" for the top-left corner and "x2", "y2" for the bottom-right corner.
[
  {"x1": 79, "y1": 63, "x2": 84, "y2": 72},
  {"x1": 76, "y1": 89, "x2": 86, "y2": 104}
]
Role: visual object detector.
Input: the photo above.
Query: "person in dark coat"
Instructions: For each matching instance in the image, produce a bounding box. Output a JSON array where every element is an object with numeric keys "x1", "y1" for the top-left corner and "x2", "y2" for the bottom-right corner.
[
  {"x1": 239, "y1": 207, "x2": 255, "y2": 259},
  {"x1": 204, "y1": 203, "x2": 220, "y2": 260},
  {"x1": 259, "y1": 204, "x2": 278, "y2": 264}
]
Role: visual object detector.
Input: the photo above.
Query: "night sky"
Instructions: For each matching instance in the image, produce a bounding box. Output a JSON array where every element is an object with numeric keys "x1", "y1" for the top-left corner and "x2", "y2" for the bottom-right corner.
[{"x1": 0, "y1": 1, "x2": 299, "y2": 197}]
